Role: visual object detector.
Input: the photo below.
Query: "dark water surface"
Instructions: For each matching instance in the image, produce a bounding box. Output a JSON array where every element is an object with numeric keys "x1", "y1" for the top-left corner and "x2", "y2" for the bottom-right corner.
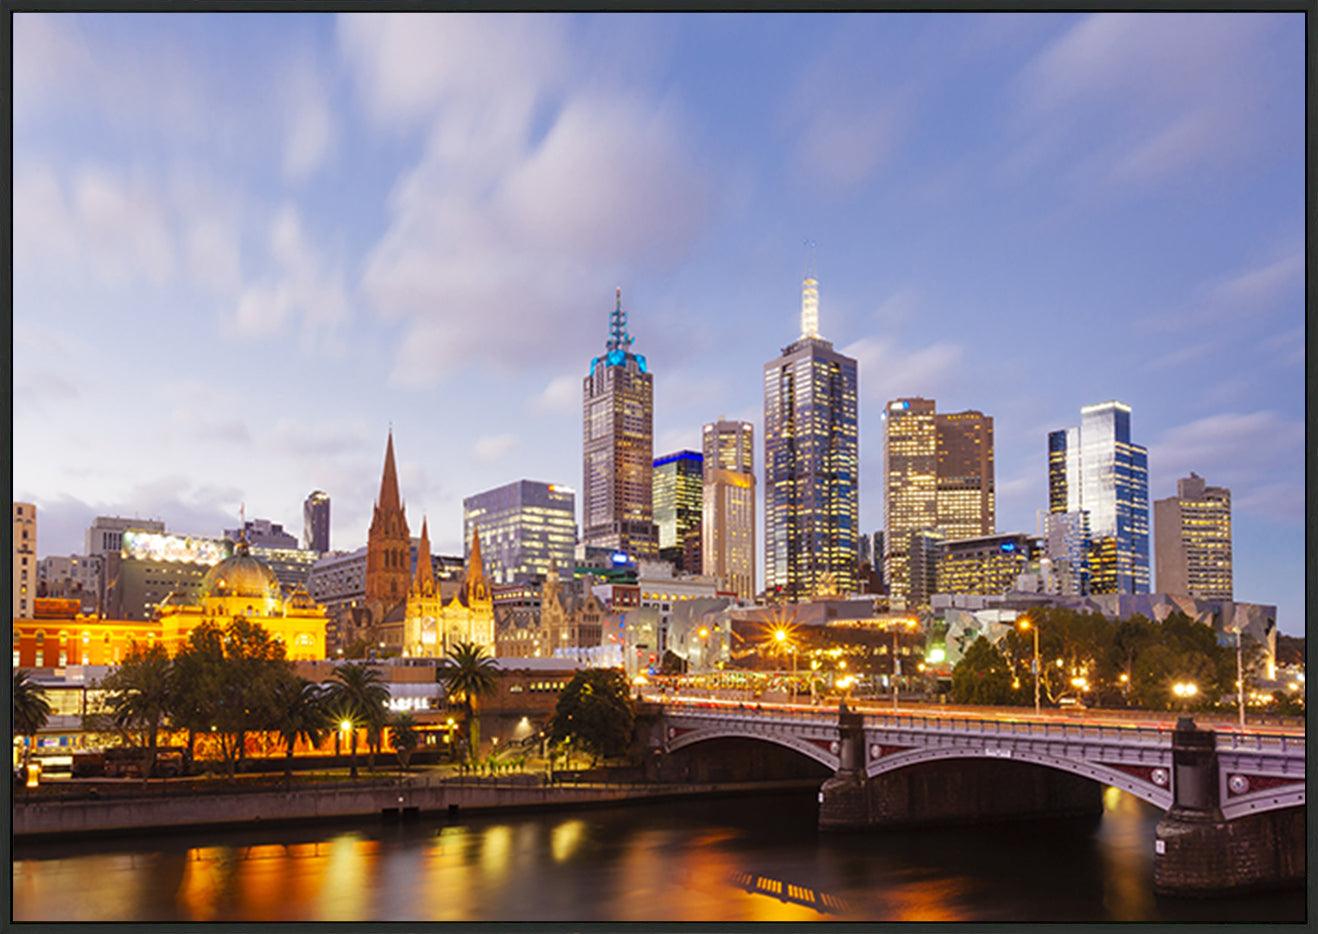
[{"x1": 12, "y1": 788, "x2": 1305, "y2": 922}]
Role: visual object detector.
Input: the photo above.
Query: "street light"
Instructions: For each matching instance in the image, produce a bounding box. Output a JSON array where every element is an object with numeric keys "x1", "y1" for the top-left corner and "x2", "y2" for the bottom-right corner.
[
  {"x1": 1232, "y1": 627, "x2": 1246, "y2": 729},
  {"x1": 1017, "y1": 616, "x2": 1040, "y2": 713},
  {"x1": 1172, "y1": 681, "x2": 1199, "y2": 709}
]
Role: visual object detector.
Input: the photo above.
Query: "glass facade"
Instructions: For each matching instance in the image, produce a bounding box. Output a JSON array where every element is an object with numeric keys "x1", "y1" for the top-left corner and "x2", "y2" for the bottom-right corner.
[
  {"x1": 764, "y1": 278, "x2": 859, "y2": 601},
  {"x1": 464, "y1": 481, "x2": 578, "y2": 585},
  {"x1": 303, "y1": 490, "x2": 330, "y2": 553},
  {"x1": 1047, "y1": 402, "x2": 1149, "y2": 594},
  {"x1": 653, "y1": 451, "x2": 703, "y2": 573}
]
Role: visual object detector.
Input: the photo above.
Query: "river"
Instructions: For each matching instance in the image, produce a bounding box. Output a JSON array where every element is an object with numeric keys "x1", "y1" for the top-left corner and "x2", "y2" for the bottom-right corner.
[{"x1": 11, "y1": 787, "x2": 1304, "y2": 922}]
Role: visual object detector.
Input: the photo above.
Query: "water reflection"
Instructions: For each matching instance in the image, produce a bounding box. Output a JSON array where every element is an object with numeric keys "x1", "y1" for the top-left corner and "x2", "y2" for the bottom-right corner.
[{"x1": 12, "y1": 789, "x2": 1304, "y2": 923}]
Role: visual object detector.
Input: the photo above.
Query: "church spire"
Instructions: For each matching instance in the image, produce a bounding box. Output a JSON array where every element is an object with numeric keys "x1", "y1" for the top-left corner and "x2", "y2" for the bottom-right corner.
[
  {"x1": 606, "y1": 286, "x2": 634, "y2": 352},
  {"x1": 413, "y1": 516, "x2": 434, "y2": 594},
  {"x1": 465, "y1": 524, "x2": 488, "y2": 602},
  {"x1": 377, "y1": 429, "x2": 402, "y2": 512}
]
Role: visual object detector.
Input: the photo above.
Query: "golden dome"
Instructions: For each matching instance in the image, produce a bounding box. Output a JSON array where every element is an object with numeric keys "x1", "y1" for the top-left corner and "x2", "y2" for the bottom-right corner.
[{"x1": 202, "y1": 540, "x2": 282, "y2": 601}]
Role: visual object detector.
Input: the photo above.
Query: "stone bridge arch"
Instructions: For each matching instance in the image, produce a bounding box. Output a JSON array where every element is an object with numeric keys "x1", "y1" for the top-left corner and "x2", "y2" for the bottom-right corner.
[
  {"x1": 864, "y1": 745, "x2": 1173, "y2": 810},
  {"x1": 665, "y1": 726, "x2": 840, "y2": 773}
]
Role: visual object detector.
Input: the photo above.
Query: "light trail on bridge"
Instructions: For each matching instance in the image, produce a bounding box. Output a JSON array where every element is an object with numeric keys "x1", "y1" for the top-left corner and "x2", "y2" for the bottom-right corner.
[{"x1": 642, "y1": 693, "x2": 1304, "y2": 738}]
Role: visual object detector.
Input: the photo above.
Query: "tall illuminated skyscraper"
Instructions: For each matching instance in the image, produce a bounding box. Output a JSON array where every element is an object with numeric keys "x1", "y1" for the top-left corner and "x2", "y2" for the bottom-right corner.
[
  {"x1": 583, "y1": 289, "x2": 657, "y2": 559},
  {"x1": 303, "y1": 490, "x2": 330, "y2": 554},
  {"x1": 464, "y1": 480, "x2": 577, "y2": 585},
  {"x1": 1047, "y1": 401, "x2": 1149, "y2": 594},
  {"x1": 935, "y1": 410, "x2": 995, "y2": 540},
  {"x1": 702, "y1": 419, "x2": 755, "y2": 600},
  {"x1": 653, "y1": 451, "x2": 703, "y2": 573},
  {"x1": 763, "y1": 276, "x2": 858, "y2": 601},
  {"x1": 884, "y1": 399, "x2": 995, "y2": 607},
  {"x1": 1154, "y1": 472, "x2": 1232, "y2": 600},
  {"x1": 883, "y1": 398, "x2": 937, "y2": 607}
]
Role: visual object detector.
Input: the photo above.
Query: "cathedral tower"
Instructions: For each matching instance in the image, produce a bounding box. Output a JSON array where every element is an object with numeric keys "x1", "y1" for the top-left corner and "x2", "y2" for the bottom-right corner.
[{"x1": 365, "y1": 430, "x2": 411, "y2": 606}]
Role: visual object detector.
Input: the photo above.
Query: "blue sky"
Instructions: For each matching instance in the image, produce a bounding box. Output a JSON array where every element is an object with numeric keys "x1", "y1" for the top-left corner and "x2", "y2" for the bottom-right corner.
[{"x1": 13, "y1": 13, "x2": 1305, "y2": 633}]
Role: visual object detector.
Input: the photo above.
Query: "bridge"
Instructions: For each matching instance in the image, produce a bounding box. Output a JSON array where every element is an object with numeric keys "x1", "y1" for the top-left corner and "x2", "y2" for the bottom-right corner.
[{"x1": 645, "y1": 697, "x2": 1304, "y2": 896}]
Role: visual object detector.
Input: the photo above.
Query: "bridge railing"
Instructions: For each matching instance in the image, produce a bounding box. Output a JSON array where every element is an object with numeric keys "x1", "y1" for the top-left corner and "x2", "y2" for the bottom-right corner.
[{"x1": 661, "y1": 705, "x2": 1302, "y2": 754}]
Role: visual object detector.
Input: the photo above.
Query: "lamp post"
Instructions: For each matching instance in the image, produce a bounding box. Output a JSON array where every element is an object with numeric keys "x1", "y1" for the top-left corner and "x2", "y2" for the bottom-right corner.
[
  {"x1": 1234, "y1": 628, "x2": 1246, "y2": 729},
  {"x1": 1017, "y1": 617, "x2": 1040, "y2": 713}
]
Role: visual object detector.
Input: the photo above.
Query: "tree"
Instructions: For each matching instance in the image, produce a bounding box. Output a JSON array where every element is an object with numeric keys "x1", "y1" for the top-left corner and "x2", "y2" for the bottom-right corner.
[
  {"x1": 206, "y1": 617, "x2": 289, "y2": 779},
  {"x1": 549, "y1": 668, "x2": 635, "y2": 766},
  {"x1": 951, "y1": 637, "x2": 1017, "y2": 706},
  {"x1": 391, "y1": 712, "x2": 420, "y2": 772},
  {"x1": 327, "y1": 662, "x2": 390, "y2": 778},
  {"x1": 270, "y1": 673, "x2": 328, "y2": 786},
  {"x1": 170, "y1": 621, "x2": 227, "y2": 770},
  {"x1": 439, "y1": 642, "x2": 498, "y2": 764},
  {"x1": 13, "y1": 670, "x2": 52, "y2": 767},
  {"x1": 99, "y1": 643, "x2": 173, "y2": 779}
]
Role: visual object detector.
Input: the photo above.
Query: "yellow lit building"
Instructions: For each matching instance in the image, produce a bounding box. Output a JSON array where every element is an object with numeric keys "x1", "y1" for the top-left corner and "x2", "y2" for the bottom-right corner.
[
  {"x1": 13, "y1": 540, "x2": 329, "y2": 666},
  {"x1": 394, "y1": 522, "x2": 495, "y2": 658},
  {"x1": 155, "y1": 536, "x2": 328, "y2": 660}
]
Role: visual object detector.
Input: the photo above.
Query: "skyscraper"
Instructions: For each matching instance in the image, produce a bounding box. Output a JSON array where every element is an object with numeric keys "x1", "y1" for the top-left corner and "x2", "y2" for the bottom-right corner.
[
  {"x1": 303, "y1": 490, "x2": 330, "y2": 553},
  {"x1": 764, "y1": 276, "x2": 859, "y2": 601},
  {"x1": 463, "y1": 480, "x2": 577, "y2": 584},
  {"x1": 1047, "y1": 401, "x2": 1149, "y2": 594},
  {"x1": 1154, "y1": 472, "x2": 1232, "y2": 600},
  {"x1": 365, "y1": 430, "x2": 411, "y2": 607},
  {"x1": 883, "y1": 398, "x2": 937, "y2": 608},
  {"x1": 653, "y1": 450, "x2": 703, "y2": 573},
  {"x1": 935, "y1": 410, "x2": 995, "y2": 540},
  {"x1": 702, "y1": 419, "x2": 756, "y2": 600},
  {"x1": 13, "y1": 502, "x2": 36, "y2": 620},
  {"x1": 583, "y1": 289, "x2": 657, "y2": 559},
  {"x1": 884, "y1": 400, "x2": 996, "y2": 607}
]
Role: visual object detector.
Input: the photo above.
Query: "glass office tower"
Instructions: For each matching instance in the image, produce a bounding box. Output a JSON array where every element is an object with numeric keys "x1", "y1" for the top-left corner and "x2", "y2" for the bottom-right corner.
[
  {"x1": 1047, "y1": 401, "x2": 1149, "y2": 594},
  {"x1": 763, "y1": 277, "x2": 859, "y2": 601},
  {"x1": 653, "y1": 450, "x2": 704, "y2": 573},
  {"x1": 463, "y1": 480, "x2": 577, "y2": 584}
]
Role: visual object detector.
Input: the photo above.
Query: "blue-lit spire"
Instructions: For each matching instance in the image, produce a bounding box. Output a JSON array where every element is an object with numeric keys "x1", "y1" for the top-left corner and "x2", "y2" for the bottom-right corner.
[{"x1": 607, "y1": 286, "x2": 634, "y2": 353}]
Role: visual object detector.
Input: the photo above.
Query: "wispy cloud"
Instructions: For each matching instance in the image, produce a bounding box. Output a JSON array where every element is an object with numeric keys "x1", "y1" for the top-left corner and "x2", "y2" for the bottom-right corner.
[
  {"x1": 1008, "y1": 14, "x2": 1289, "y2": 191},
  {"x1": 339, "y1": 15, "x2": 714, "y2": 386},
  {"x1": 473, "y1": 433, "x2": 518, "y2": 464},
  {"x1": 841, "y1": 336, "x2": 964, "y2": 404},
  {"x1": 1147, "y1": 410, "x2": 1303, "y2": 522},
  {"x1": 532, "y1": 374, "x2": 581, "y2": 415},
  {"x1": 1142, "y1": 247, "x2": 1303, "y2": 333}
]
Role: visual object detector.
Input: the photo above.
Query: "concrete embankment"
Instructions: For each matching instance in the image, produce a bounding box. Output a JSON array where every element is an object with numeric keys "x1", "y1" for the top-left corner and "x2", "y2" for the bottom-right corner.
[{"x1": 13, "y1": 777, "x2": 820, "y2": 840}]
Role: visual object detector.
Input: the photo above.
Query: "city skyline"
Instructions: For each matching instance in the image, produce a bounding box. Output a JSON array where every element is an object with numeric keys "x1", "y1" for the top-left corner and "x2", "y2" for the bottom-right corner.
[{"x1": 13, "y1": 13, "x2": 1304, "y2": 632}]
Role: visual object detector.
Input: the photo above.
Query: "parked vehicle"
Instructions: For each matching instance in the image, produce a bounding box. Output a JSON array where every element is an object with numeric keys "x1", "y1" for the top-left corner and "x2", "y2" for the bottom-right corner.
[{"x1": 1057, "y1": 695, "x2": 1087, "y2": 712}]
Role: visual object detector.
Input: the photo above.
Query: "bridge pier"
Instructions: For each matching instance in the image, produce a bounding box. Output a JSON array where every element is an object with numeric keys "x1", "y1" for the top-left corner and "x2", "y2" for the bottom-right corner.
[
  {"x1": 817, "y1": 704, "x2": 868, "y2": 831},
  {"x1": 1154, "y1": 717, "x2": 1304, "y2": 896}
]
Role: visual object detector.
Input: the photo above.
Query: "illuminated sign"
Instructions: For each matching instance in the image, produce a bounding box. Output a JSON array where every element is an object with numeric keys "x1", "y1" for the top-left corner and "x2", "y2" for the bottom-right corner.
[
  {"x1": 925, "y1": 646, "x2": 947, "y2": 664},
  {"x1": 610, "y1": 551, "x2": 630, "y2": 566},
  {"x1": 890, "y1": 401, "x2": 910, "y2": 412},
  {"x1": 1000, "y1": 542, "x2": 1016, "y2": 553},
  {"x1": 122, "y1": 531, "x2": 232, "y2": 566}
]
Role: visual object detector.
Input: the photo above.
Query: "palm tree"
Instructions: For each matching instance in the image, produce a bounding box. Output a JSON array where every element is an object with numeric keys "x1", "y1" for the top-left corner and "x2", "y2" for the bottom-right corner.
[
  {"x1": 270, "y1": 674, "x2": 328, "y2": 786},
  {"x1": 100, "y1": 643, "x2": 173, "y2": 780},
  {"x1": 13, "y1": 670, "x2": 52, "y2": 768},
  {"x1": 327, "y1": 663, "x2": 390, "y2": 778},
  {"x1": 440, "y1": 642, "x2": 497, "y2": 764},
  {"x1": 391, "y1": 712, "x2": 419, "y2": 772}
]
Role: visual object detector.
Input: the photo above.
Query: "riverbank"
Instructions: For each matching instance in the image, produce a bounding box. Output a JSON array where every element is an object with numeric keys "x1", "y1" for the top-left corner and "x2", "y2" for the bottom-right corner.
[{"x1": 12, "y1": 775, "x2": 822, "y2": 840}]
